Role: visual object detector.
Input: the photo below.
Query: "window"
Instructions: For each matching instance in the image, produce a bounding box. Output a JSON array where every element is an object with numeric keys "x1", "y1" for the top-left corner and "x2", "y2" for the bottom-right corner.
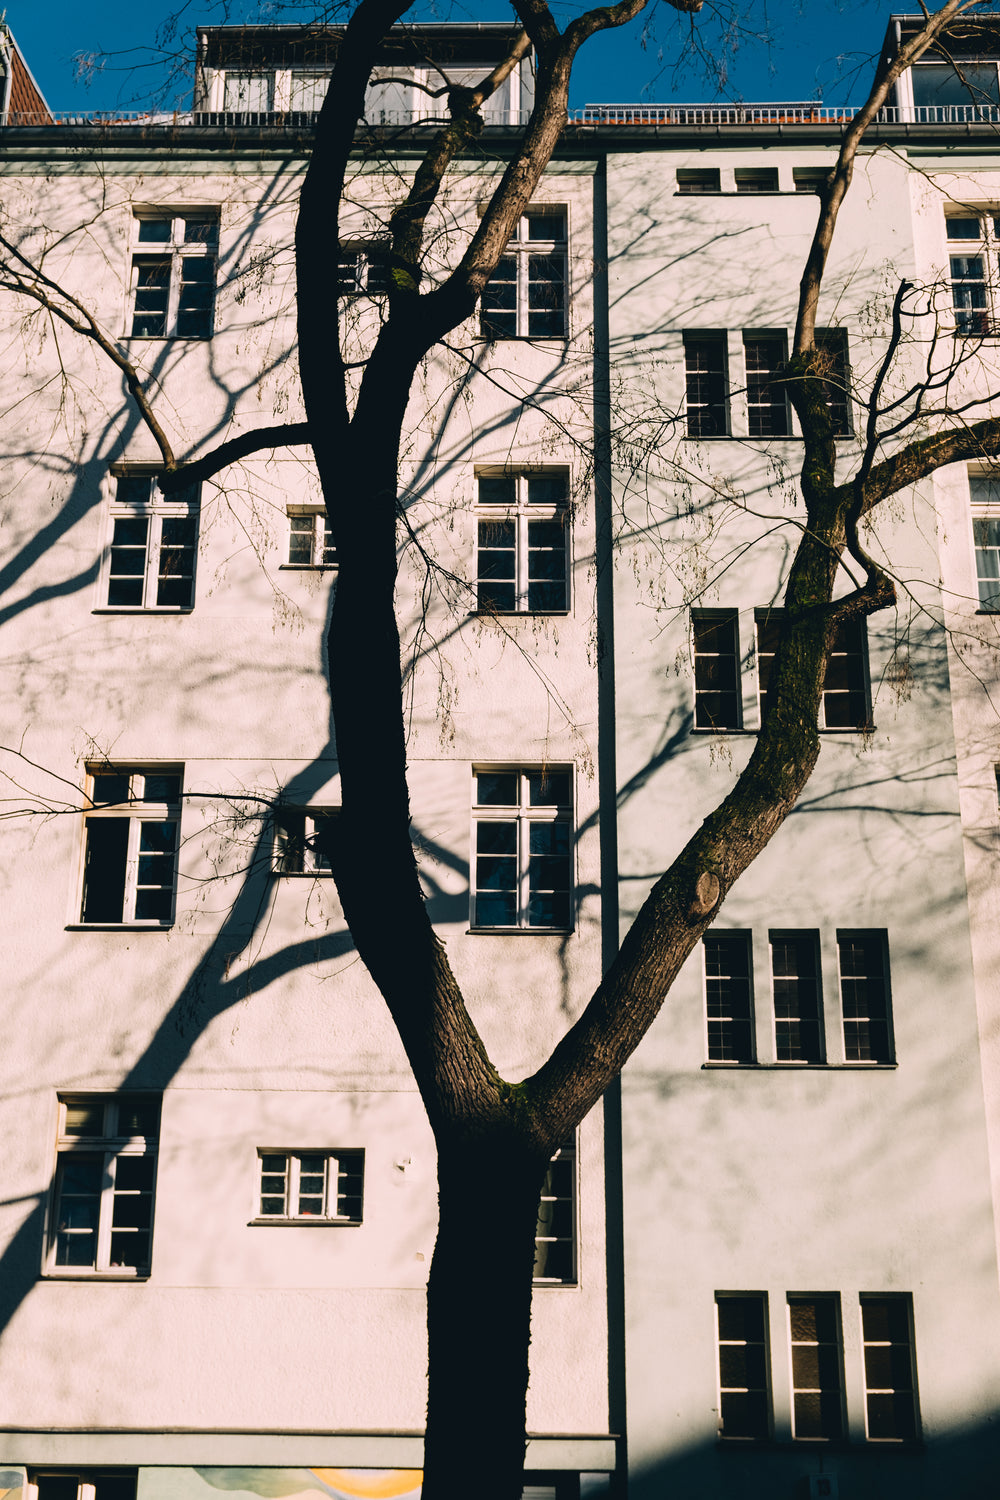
[
  {"x1": 476, "y1": 471, "x2": 569, "y2": 613},
  {"x1": 533, "y1": 1136, "x2": 576, "y2": 1284},
  {"x1": 756, "y1": 610, "x2": 871, "y2": 730},
  {"x1": 744, "y1": 332, "x2": 790, "y2": 437},
  {"x1": 222, "y1": 73, "x2": 273, "y2": 111},
  {"x1": 913, "y1": 61, "x2": 1000, "y2": 114},
  {"x1": 861, "y1": 1296, "x2": 919, "y2": 1441},
  {"x1": 129, "y1": 211, "x2": 218, "y2": 339},
  {"x1": 31, "y1": 1474, "x2": 137, "y2": 1500},
  {"x1": 945, "y1": 213, "x2": 1000, "y2": 335},
  {"x1": 288, "y1": 70, "x2": 330, "y2": 112},
  {"x1": 692, "y1": 611, "x2": 741, "y2": 730},
  {"x1": 47, "y1": 1095, "x2": 160, "y2": 1275},
  {"x1": 677, "y1": 167, "x2": 721, "y2": 194},
  {"x1": 80, "y1": 766, "x2": 181, "y2": 926},
  {"x1": 814, "y1": 328, "x2": 852, "y2": 435},
  {"x1": 103, "y1": 473, "x2": 199, "y2": 610},
  {"x1": 793, "y1": 167, "x2": 830, "y2": 194},
  {"x1": 472, "y1": 767, "x2": 573, "y2": 931},
  {"x1": 838, "y1": 930, "x2": 893, "y2": 1063},
  {"x1": 770, "y1": 930, "x2": 824, "y2": 1063},
  {"x1": 788, "y1": 1296, "x2": 845, "y2": 1440},
  {"x1": 273, "y1": 807, "x2": 339, "y2": 875},
  {"x1": 336, "y1": 245, "x2": 392, "y2": 295},
  {"x1": 704, "y1": 931, "x2": 755, "y2": 1063},
  {"x1": 256, "y1": 1149, "x2": 364, "y2": 1222},
  {"x1": 480, "y1": 209, "x2": 567, "y2": 339},
  {"x1": 735, "y1": 167, "x2": 779, "y2": 193},
  {"x1": 286, "y1": 509, "x2": 337, "y2": 568},
  {"x1": 716, "y1": 1294, "x2": 771, "y2": 1440},
  {"x1": 969, "y1": 472, "x2": 1000, "y2": 608},
  {"x1": 684, "y1": 333, "x2": 729, "y2": 437}
]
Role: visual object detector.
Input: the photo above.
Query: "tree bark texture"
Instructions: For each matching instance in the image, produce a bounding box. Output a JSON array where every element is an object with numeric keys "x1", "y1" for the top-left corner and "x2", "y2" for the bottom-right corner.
[{"x1": 421, "y1": 1138, "x2": 552, "y2": 1500}]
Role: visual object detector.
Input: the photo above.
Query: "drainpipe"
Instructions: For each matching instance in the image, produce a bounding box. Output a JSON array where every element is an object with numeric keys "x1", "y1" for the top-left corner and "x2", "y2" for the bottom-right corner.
[{"x1": 0, "y1": 22, "x2": 13, "y2": 128}]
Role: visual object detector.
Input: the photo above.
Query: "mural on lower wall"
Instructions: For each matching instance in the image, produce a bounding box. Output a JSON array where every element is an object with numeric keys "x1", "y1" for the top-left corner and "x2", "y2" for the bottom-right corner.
[{"x1": 194, "y1": 1469, "x2": 422, "y2": 1500}]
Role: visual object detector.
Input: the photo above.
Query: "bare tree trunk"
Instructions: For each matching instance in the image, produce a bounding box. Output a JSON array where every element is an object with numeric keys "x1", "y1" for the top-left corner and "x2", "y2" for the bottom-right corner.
[{"x1": 421, "y1": 1136, "x2": 550, "y2": 1500}]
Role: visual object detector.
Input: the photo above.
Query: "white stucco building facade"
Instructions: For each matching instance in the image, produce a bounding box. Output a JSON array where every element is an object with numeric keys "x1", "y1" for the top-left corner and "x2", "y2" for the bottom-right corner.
[{"x1": 1, "y1": 13, "x2": 1000, "y2": 1500}]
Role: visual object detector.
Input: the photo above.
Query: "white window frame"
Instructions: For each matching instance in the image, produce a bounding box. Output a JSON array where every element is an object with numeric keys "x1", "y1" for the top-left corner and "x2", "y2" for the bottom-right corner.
[
  {"x1": 787, "y1": 1294, "x2": 846, "y2": 1441},
  {"x1": 45, "y1": 1095, "x2": 160, "y2": 1278},
  {"x1": 471, "y1": 766, "x2": 574, "y2": 932},
  {"x1": 715, "y1": 1292, "x2": 772, "y2": 1441},
  {"x1": 284, "y1": 508, "x2": 337, "y2": 569},
  {"x1": 475, "y1": 469, "x2": 570, "y2": 614},
  {"x1": 336, "y1": 244, "x2": 392, "y2": 296},
  {"x1": 78, "y1": 766, "x2": 182, "y2": 927},
  {"x1": 691, "y1": 609, "x2": 742, "y2": 731},
  {"x1": 99, "y1": 471, "x2": 200, "y2": 611},
  {"x1": 969, "y1": 470, "x2": 1000, "y2": 609},
  {"x1": 128, "y1": 210, "x2": 218, "y2": 340},
  {"x1": 769, "y1": 929, "x2": 825, "y2": 1064},
  {"x1": 253, "y1": 1148, "x2": 364, "y2": 1224},
  {"x1": 860, "y1": 1294, "x2": 920, "y2": 1442},
  {"x1": 703, "y1": 929, "x2": 755, "y2": 1064},
  {"x1": 272, "y1": 806, "x2": 340, "y2": 875},
  {"x1": 533, "y1": 1135, "x2": 577, "y2": 1285},
  {"x1": 837, "y1": 929, "x2": 894, "y2": 1064},
  {"x1": 945, "y1": 211, "x2": 1000, "y2": 335},
  {"x1": 480, "y1": 207, "x2": 568, "y2": 340}
]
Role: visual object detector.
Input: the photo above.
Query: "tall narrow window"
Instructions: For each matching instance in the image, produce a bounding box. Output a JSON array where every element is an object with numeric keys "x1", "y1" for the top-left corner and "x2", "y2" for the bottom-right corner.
[
  {"x1": 838, "y1": 931, "x2": 893, "y2": 1063},
  {"x1": 770, "y1": 930, "x2": 824, "y2": 1063},
  {"x1": 80, "y1": 767, "x2": 182, "y2": 926},
  {"x1": 788, "y1": 1295, "x2": 845, "y2": 1440},
  {"x1": 814, "y1": 329, "x2": 852, "y2": 435},
  {"x1": 744, "y1": 333, "x2": 790, "y2": 437},
  {"x1": 704, "y1": 931, "x2": 755, "y2": 1063},
  {"x1": 476, "y1": 471, "x2": 569, "y2": 613},
  {"x1": 104, "y1": 474, "x2": 199, "y2": 610},
  {"x1": 129, "y1": 212, "x2": 218, "y2": 339},
  {"x1": 692, "y1": 611, "x2": 741, "y2": 730},
  {"x1": 946, "y1": 214, "x2": 1000, "y2": 334},
  {"x1": 756, "y1": 610, "x2": 870, "y2": 730},
  {"x1": 716, "y1": 1294, "x2": 771, "y2": 1440},
  {"x1": 969, "y1": 473, "x2": 1000, "y2": 609},
  {"x1": 684, "y1": 333, "x2": 729, "y2": 437},
  {"x1": 472, "y1": 767, "x2": 573, "y2": 931},
  {"x1": 48, "y1": 1095, "x2": 160, "y2": 1275},
  {"x1": 481, "y1": 209, "x2": 567, "y2": 339},
  {"x1": 861, "y1": 1295, "x2": 919, "y2": 1442},
  {"x1": 533, "y1": 1136, "x2": 576, "y2": 1284}
]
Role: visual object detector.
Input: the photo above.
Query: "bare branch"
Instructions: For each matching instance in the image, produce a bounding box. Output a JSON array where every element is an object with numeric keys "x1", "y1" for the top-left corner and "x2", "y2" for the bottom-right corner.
[{"x1": 158, "y1": 423, "x2": 312, "y2": 492}]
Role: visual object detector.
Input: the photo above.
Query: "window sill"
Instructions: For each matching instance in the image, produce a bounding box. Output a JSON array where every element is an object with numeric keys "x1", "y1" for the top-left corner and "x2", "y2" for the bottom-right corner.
[
  {"x1": 92, "y1": 607, "x2": 194, "y2": 615},
  {"x1": 272, "y1": 870, "x2": 334, "y2": 878},
  {"x1": 471, "y1": 609, "x2": 572, "y2": 619},
  {"x1": 532, "y1": 1279, "x2": 579, "y2": 1288},
  {"x1": 468, "y1": 926, "x2": 574, "y2": 936},
  {"x1": 124, "y1": 334, "x2": 212, "y2": 342},
  {"x1": 278, "y1": 563, "x2": 338, "y2": 572},
  {"x1": 691, "y1": 727, "x2": 877, "y2": 737},
  {"x1": 478, "y1": 335, "x2": 569, "y2": 345},
  {"x1": 717, "y1": 1436, "x2": 922, "y2": 1450},
  {"x1": 42, "y1": 1270, "x2": 151, "y2": 1281},
  {"x1": 248, "y1": 1216, "x2": 362, "y2": 1227},
  {"x1": 702, "y1": 1061, "x2": 897, "y2": 1070},
  {"x1": 974, "y1": 609, "x2": 1000, "y2": 615},
  {"x1": 65, "y1": 922, "x2": 174, "y2": 931}
]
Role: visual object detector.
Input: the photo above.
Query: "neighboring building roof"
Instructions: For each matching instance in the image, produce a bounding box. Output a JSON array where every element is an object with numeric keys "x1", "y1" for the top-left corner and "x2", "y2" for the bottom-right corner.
[
  {"x1": 1, "y1": 20, "x2": 52, "y2": 124},
  {"x1": 196, "y1": 22, "x2": 528, "y2": 71}
]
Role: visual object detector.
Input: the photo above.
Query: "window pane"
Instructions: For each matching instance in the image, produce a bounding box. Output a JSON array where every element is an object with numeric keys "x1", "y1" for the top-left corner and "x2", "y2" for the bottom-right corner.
[
  {"x1": 137, "y1": 219, "x2": 171, "y2": 243},
  {"x1": 64, "y1": 1101, "x2": 105, "y2": 1136},
  {"x1": 527, "y1": 473, "x2": 568, "y2": 505},
  {"x1": 476, "y1": 772, "x2": 518, "y2": 806},
  {"x1": 527, "y1": 254, "x2": 566, "y2": 336},
  {"x1": 772, "y1": 933, "x2": 823, "y2": 1062},
  {"x1": 478, "y1": 474, "x2": 516, "y2": 505},
  {"x1": 184, "y1": 217, "x2": 219, "y2": 246},
  {"x1": 481, "y1": 257, "x2": 518, "y2": 337},
  {"x1": 745, "y1": 336, "x2": 789, "y2": 437},
  {"x1": 685, "y1": 335, "x2": 728, "y2": 437},
  {"x1": 82, "y1": 818, "x2": 129, "y2": 923},
  {"x1": 528, "y1": 770, "x2": 570, "y2": 806},
  {"x1": 131, "y1": 258, "x2": 170, "y2": 336}
]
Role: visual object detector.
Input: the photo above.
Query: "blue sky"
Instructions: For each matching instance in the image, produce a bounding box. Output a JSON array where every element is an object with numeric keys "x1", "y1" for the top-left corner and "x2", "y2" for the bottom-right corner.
[{"x1": 7, "y1": 0, "x2": 896, "y2": 113}]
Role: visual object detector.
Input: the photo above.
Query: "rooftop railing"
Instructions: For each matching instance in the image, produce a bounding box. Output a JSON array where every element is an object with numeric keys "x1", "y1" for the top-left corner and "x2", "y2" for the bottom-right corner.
[{"x1": 6, "y1": 101, "x2": 1000, "y2": 128}]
